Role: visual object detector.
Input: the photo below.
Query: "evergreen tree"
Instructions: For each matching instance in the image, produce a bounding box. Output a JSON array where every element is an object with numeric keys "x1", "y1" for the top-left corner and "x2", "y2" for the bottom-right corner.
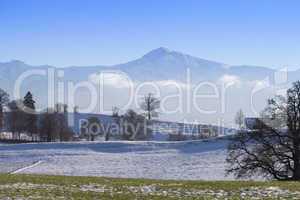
[{"x1": 23, "y1": 91, "x2": 37, "y2": 141}]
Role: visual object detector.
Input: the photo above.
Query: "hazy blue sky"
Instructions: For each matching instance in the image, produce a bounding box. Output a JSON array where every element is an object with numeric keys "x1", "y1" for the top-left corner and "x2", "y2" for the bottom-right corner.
[{"x1": 1, "y1": 0, "x2": 300, "y2": 69}]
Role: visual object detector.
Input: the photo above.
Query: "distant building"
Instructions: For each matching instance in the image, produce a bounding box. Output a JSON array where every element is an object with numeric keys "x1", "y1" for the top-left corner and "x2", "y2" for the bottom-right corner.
[
  {"x1": 67, "y1": 112, "x2": 115, "y2": 135},
  {"x1": 245, "y1": 117, "x2": 264, "y2": 130}
]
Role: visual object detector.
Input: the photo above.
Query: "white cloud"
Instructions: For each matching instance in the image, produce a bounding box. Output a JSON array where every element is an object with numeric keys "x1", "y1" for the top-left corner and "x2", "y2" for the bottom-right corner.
[
  {"x1": 89, "y1": 71, "x2": 134, "y2": 88},
  {"x1": 153, "y1": 80, "x2": 189, "y2": 89},
  {"x1": 218, "y1": 74, "x2": 241, "y2": 86}
]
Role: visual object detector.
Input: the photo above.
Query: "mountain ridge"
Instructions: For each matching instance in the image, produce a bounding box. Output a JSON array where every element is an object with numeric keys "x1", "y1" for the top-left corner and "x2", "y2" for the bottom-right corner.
[
  {"x1": 0, "y1": 47, "x2": 279, "y2": 71},
  {"x1": 0, "y1": 47, "x2": 298, "y2": 84},
  {"x1": 0, "y1": 47, "x2": 299, "y2": 124}
]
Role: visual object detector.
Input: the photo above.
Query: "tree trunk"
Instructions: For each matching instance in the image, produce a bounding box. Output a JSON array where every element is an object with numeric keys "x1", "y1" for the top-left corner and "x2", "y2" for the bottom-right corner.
[
  {"x1": 293, "y1": 143, "x2": 300, "y2": 180},
  {"x1": 105, "y1": 132, "x2": 110, "y2": 141},
  {"x1": 0, "y1": 105, "x2": 3, "y2": 131}
]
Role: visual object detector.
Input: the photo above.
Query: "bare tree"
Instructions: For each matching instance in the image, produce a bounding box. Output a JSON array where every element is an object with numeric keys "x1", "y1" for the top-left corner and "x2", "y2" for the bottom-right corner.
[
  {"x1": 39, "y1": 108, "x2": 58, "y2": 142},
  {"x1": 235, "y1": 109, "x2": 245, "y2": 130},
  {"x1": 139, "y1": 93, "x2": 160, "y2": 120},
  {"x1": 119, "y1": 109, "x2": 152, "y2": 140},
  {"x1": 0, "y1": 89, "x2": 9, "y2": 131},
  {"x1": 227, "y1": 81, "x2": 300, "y2": 180},
  {"x1": 112, "y1": 106, "x2": 120, "y2": 118},
  {"x1": 55, "y1": 104, "x2": 73, "y2": 142},
  {"x1": 39, "y1": 106, "x2": 73, "y2": 142},
  {"x1": 86, "y1": 117, "x2": 102, "y2": 141},
  {"x1": 73, "y1": 106, "x2": 79, "y2": 113},
  {"x1": 7, "y1": 100, "x2": 25, "y2": 140}
]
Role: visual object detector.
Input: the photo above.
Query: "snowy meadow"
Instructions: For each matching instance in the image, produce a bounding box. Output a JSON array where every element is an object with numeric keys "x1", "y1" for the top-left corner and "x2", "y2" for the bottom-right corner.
[{"x1": 0, "y1": 138, "x2": 231, "y2": 180}]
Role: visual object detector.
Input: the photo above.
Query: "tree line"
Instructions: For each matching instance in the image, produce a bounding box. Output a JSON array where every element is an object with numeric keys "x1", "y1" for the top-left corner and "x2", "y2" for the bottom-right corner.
[
  {"x1": 80, "y1": 93, "x2": 160, "y2": 141},
  {"x1": 0, "y1": 90, "x2": 162, "y2": 143},
  {"x1": 0, "y1": 89, "x2": 74, "y2": 142},
  {"x1": 0, "y1": 89, "x2": 219, "y2": 143}
]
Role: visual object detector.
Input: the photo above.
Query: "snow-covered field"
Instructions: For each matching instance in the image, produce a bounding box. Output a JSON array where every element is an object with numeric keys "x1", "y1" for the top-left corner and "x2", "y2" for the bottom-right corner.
[{"x1": 0, "y1": 138, "x2": 233, "y2": 180}]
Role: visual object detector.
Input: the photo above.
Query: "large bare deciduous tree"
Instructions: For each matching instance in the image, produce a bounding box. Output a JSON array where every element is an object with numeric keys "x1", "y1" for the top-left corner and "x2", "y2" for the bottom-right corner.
[
  {"x1": 139, "y1": 93, "x2": 160, "y2": 120},
  {"x1": 227, "y1": 81, "x2": 300, "y2": 180}
]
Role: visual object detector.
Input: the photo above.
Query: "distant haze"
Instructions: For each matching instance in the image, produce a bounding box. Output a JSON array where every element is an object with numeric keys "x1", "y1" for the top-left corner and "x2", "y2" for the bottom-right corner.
[{"x1": 0, "y1": 48, "x2": 298, "y2": 128}]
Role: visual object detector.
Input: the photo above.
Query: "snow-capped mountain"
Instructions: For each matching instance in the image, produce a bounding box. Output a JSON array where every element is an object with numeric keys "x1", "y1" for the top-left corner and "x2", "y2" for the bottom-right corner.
[
  {"x1": 0, "y1": 47, "x2": 295, "y2": 85},
  {"x1": 0, "y1": 47, "x2": 299, "y2": 125},
  {"x1": 111, "y1": 47, "x2": 227, "y2": 81}
]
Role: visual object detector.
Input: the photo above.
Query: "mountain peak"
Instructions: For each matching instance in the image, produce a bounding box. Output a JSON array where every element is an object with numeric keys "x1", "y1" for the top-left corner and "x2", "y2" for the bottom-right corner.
[
  {"x1": 143, "y1": 47, "x2": 173, "y2": 59},
  {"x1": 9, "y1": 60, "x2": 26, "y2": 65},
  {"x1": 138, "y1": 47, "x2": 228, "y2": 68},
  {"x1": 155, "y1": 47, "x2": 171, "y2": 52},
  {"x1": 0, "y1": 59, "x2": 28, "y2": 67}
]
